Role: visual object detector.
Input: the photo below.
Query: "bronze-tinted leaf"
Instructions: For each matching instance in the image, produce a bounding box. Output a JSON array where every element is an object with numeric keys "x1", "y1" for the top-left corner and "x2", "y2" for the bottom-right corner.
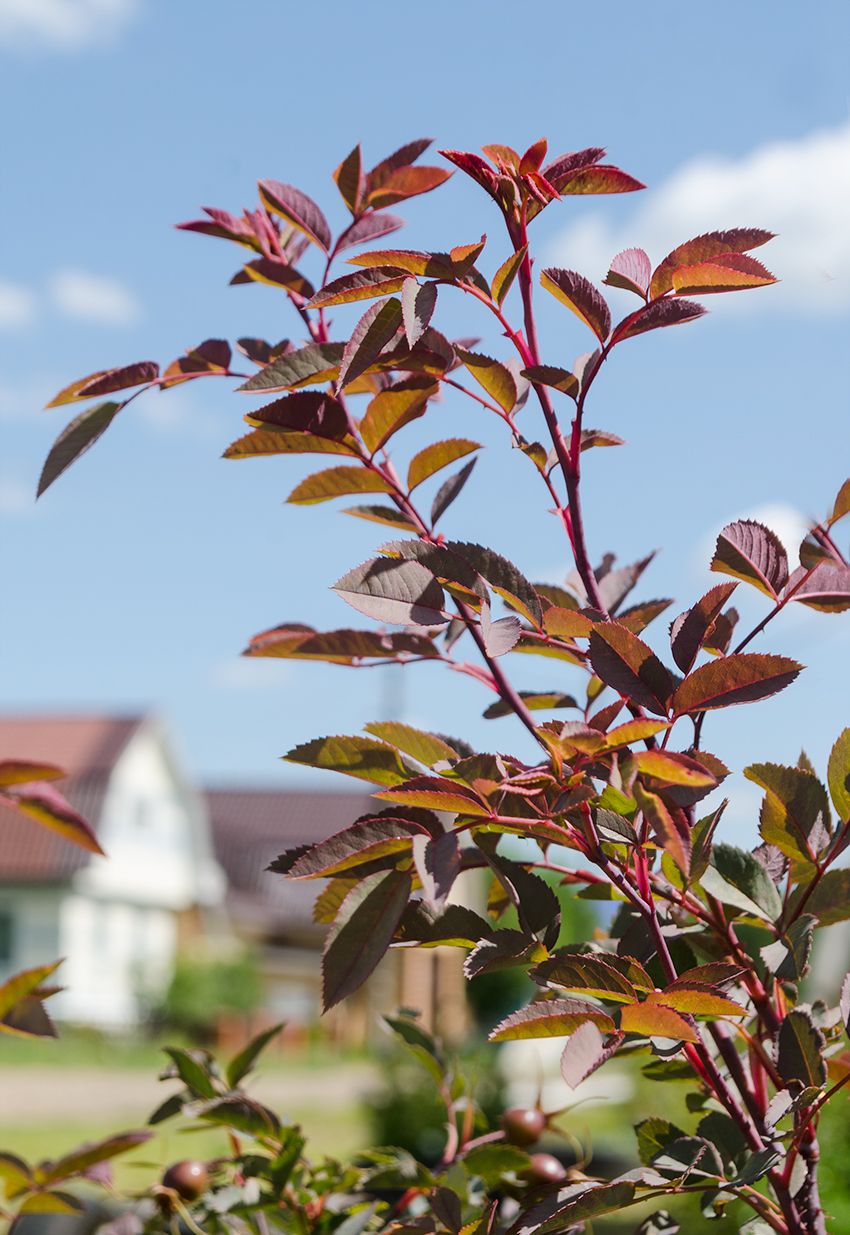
[
  {"x1": 828, "y1": 728, "x2": 850, "y2": 822},
  {"x1": 454, "y1": 348, "x2": 518, "y2": 413},
  {"x1": 224, "y1": 429, "x2": 357, "y2": 459},
  {"x1": 241, "y1": 258, "x2": 314, "y2": 298},
  {"x1": 671, "y1": 252, "x2": 776, "y2": 295},
  {"x1": 449, "y1": 542, "x2": 543, "y2": 627},
  {"x1": 540, "y1": 268, "x2": 611, "y2": 343},
  {"x1": 37, "y1": 401, "x2": 123, "y2": 497},
  {"x1": 40, "y1": 1131, "x2": 152, "y2": 1184},
  {"x1": 786, "y1": 562, "x2": 850, "y2": 613},
  {"x1": 306, "y1": 268, "x2": 407, "y2": 309},
  {"x1": 672, "y1": 653, "x2": 801, "y2": 716},
  {"x1": 3, "y1": 782, "x2": 103, "y2": 854},
  {"x1": 612, "y1": 297, "x2": 706, "y2": 342},
  {"x1": 711, "y1": 520, "x2": 788, "y2": 599},
  {"x1": 334, "y1": 143, "x2": 364, "y2": 216},
  {"x1": 245, "y1": 391, "x2": 349, "y2": 439},
  {"x1": 407, "y1": 439, "x2": 481, "y2": 491},
  {"x1": 650, "y1": 229, "x2": 774, "y2": 299},
  {"x1": 531, "y1": 955, "x2": 638, "y2": 1003},
  {"x1": 245, "y1": 626, "x2": 440, "y2": 665},
  {"x1": 489, "y1": 998, "x2": 616, "y2": 1041},
  {"x1": 588, "y1": 625, "x2": 673, "y2": 716},
  {"x1": 789, "y1": 869, "x2": 850, "y2": 926},
  {"x1": 745, "y1": 761, "x2": 831, "y2": 863},
  {"x1": 332, "y1": 557, "x2": 448, "y2": 626},
  {"x1": 619, "y1": 1002, "x2": 698, "y2": 1041},
  {"x1": 828, "y1": 478, "x2": 850, "y2": 527},
  {"x1": 65, "y1": 361, "x2": 158, "y2": 401},
  {"x1": 342, "y1": 505, "x2": 417, "y2": 532},
  {"x1": 335, "y1": 212, "x2": 406, "y2": 253},
  {"x1": 603, "y1": 248, "x2": 651, "y2": 297},
  {"x1": 0, "y1": 761, "x2": 64, "y2": 787},
  {"x1": 430, "y1": 459, "x2": 477, "y2": 525},
  {"x1": 521, "y1": 364, "x2": 579, "y2": 397},
  {"x1": 0, "y1": 961, "x2": 62, "y2": 1020},
  {"x1": 634, "y1": 785, "x2": 691, "y2": 877},
  {"x1": 777, "y1": 1008, "x2": 827, "y2": 1088},
  {"x1": 289, "y1": 817, "x2": 429, "y2": 878},
  {"x1": 283, "y1": 735, "x2": 415, "y2": 788},
  {"x1": 556, "y1": 164, "x2": 645, "y2": 196},
  {"x1": 491, "y1": 245, "x2": 528, "y2": 306},
  {"x1": 238, "y1": 343, "x2": 345, "y2": 392},
  {"x1": 347, "y1": 248, "x2": 454, "y2": 278},
  {"x1": 360, "y1": 377, "x2": 435, "y2": 454},
  {"x1": 322, "y1": 869, "x2": 412, "y2": 1009},
  {"x1": 287, "y1": 467, "x2": 394, "y2": 505},
  {"x1": 368, "y1": 166, "x2": 453, "y2": 210},
  {"x1": 364, "y1": 722, "x2": 460, "y2": 767},
  {"x1": 257, "y1": 179, "x2": 331, "y2": 252},
  {"x1": 373, "y1": 776, "x2": 490, "y2": 817},
  {"x1": 483, "y1": 691, "x2": 578, "y2": 719},
  {"x1": 367, "y1": 138, "x2": 434, "y2": 194}
]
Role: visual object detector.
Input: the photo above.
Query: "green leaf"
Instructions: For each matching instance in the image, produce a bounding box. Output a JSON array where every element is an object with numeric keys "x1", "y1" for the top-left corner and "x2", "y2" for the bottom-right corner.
[
  {"x1": 745, "y1": 762, "x2": 831, "y2": 864},
  {"x1": 191, "y1": 1093, "x2": 281, "y2": 1136},
  {"x1": 760, "y1": 916, "x2": 816, "y2": 981},
  {"x1": 383, "y1": 1011, "x2": 446, "y2": 1082},
  {"x1": 226, "y1": 1022, "x2": 286, "y2": 1089},
  {"x1": 332, "y1": 557, "x2": 448, "y2": 626},
  {"x1": 777, "y1": 1008, "x2": 827, "y2": 1088},
  {"x1": 635, "y1": 1118, "x2": 687, "y2": 1166},
  {"x1": 407, "y1": 439, "x2": 481, "y2": 491},
  {"x1": 788, "y1": 869, "x2": 850, "y2": 925},
  {"x1": 162, "y1": 1046, "x2": 217, "y2": 1099},
  {"x1": 269, "y1": 1127, "x2": 306, "y2": 1190},
  {"x1": 650, "y1": 1136, "x2": 724, "y2": 1181},
  {"x1": 454, "y1": 348, "x2": 517, "y2": 413},
  {"x1": 463, "y1": 1143, "x2": 531, "y2": 1183},
  {"x1": 828, "y1": 727, "x2": 850, "y2": 822},
  {"x1": 696, "y1": 1111, "x2": 746, "y2": 1173},
  {"x1": 540, "y1": 268, "x2": 611, "y2": 343},
  {"x1": 287, "y1": 466, "x2": 394, "y2": 505},
  {"x1": 491, "y1": 246, "x2": 528, "y2": 306},
  {"x1": 373, "y1": 777, "x2": 490, "y2": 817},
  {"x1": 360, "y1": 377, "x2": 436, "y2": 454},
  {"x1": 364, "y1": 722, "x2": 460, "y2": 767},
  {"x1": 307, "y1": 268, "x2": 407, "y2": 309},
  {"x1": 322, "y1": 869, "x2": 412, "y2": 1009},
  {"x1": 37, "y1": 401, "x2": 122, "y2": 497},
  {"x1": 711, "y1": 520, "x2": 789, "y2": 600},
  {"x1": 506, "y1": 1180, "x2": 636, "y2": 1235},
  {"x1": 588, "y1": 624, "x2": 673, "y2": 716},
  {"x1": 700, "y1": 843, "x2": 782, "y2": 922},
  {"x1": 489, "y1": 998, "x2": 615, "y2": 1041},
  {"x1": 521, "y1": 364, "x2": 579, "y2": 397},
  {"x1": 19, "y1": 1192, "x2": 85, "y2": 1215},
  {"x1": 642, "y1": 1057, "x2": 698, "y2": 1082},
  {"x1": 224, "y1": 429, "x2": 358, "y2": 459},
  {"x1": 0, "y1": 1153, "x2": 34, "y2": 1198},
  {"x1": 40, "y1": 1131, "x2": 152, "y2": 1184},
  {"x1": 483, "y1": 690, "x2": 578, "y2": 719},
  {"x1": 619, "y1": 1002, "x2": 698, "y2": 1042},
  {"x1": 672, "y1": 653, "x2": 801, "y2": 716},
  {"x1": 283, "y1": 735, "x2": 412, "y2": 786},
  {"x1": 238, "y1": 343, "x2": 345, "y2": 392}
]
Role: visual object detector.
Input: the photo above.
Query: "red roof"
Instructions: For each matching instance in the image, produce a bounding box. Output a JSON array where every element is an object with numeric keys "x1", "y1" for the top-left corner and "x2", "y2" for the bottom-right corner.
[{"x1": 0, "y1": 715, "x2": 143, "y2": 881}]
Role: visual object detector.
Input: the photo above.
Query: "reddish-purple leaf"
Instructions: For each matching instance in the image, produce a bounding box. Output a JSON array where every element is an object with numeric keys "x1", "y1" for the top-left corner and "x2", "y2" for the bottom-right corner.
[
  {"x1": 0, "y1": 761, "x2": 65, "y2": 787},
  {"x1": 244, "y1": 626, "x2": 441, "y2": 664},
  {"x1": 3, "y1": 781, "x2": 103, "y2": 854},
  {"x1": 650, "y1": 229, "x2": 775, "y2": 299},
  {"x1": 597, "y1": 552, "x2": 656, "y2": 615},
  {"x1": 711, "y1": 520, "x2": 789, "y2": 599},
  {"x1": 541, "y1": 147, "x2": 607, "y2": 183},
  {"x1": 560, "y1": 1024, "x2": 624, "y2": 1089},
  {"x1": 37, "y1": 401, "x2": 123, "y2": 497},
  {"x1": 223, "y1": 430, "x2": 356, "y2": 460},
  {"x1": 785, "y1": 563, "x2": 850, "y2": 613},
  {"x1": 335, "y1": 212, "x2": 406, "y2": 253},
  {"x1": 334, "y1": 143, "x2": 364, "y2": 216},
  {"x1": 611, "y1": 297, "x2": 706, "y2": 343},
  {"x1": 68, "y1": 361, "x2": 159, "y2": 400},
  {"x1": 289, "y1": 818, "x2": 428, "y2": 878},
  {"x1": 401, "y1": 278, "x2": 438, "y2": 348},
  {"x1": 438, "y1": 149, "x2": 500, "y2": 200},
  {"x1": 338, "y1": 298, "x2": 404, "y2": 389},
  {"x1": 531, "y1": 954, "x2": 638, "y2": 1002},
  {"x1": 670, "y1": 582, "x2": 739, "y2": 673},
  {"x1": 522, "y1": 364, "x2": 579, "y2": 398},
  {"x1": 306, "y1": 268, "x2": 407, "y2": 309},
  {"x1": 431, "y1": 459, "x2": 477, "y2": 525},
  {"x1": 412, "y1": 831, "x2": 461, "y2": 910},
  {"x1": 257, "y1": 180, "x2": 331, "y2": 253},
  {"x1": 588, "y1": 625, "x2": 673, "y2": 716},
  {"x1": 491, "y1": 245, "x2": 528, "y2": 306},
  {"x1": 829, "y1": 479, "x2": 850, "y2": 527},
  {"x1": 176, "y1": 206, "x2": 261, "y2": 250},
  {"x1": 239, "y1": 343, "x2": 345, "y2": 393},
  {"x1": 603, "y1": 249, "x2": 651, "y2": 298},
  {"x1": 634, "y1": 784, "x2": 691, "y2": 876},
  {"x1": 374, "y1": 777, "x2": 490, "y2": 817},
  {"x1": 322, "y1": 869, "x2": 412, "y2": 1010},
  {"x1": 367, "y1": 138, "x2": 434, "y2": 194},
  {"x1": 332, "y1": 557, "x2": 448, "y2": 626},
  {"x1": 235, "y1": 337, "x2": 293, "y2": 367},
  {"x1": 367, "y1": 166, "x2": 453, "y2": 211},
  {"x1": 541, "y1": 269, "x2": 611, "y2": 343},
  {"x1": 672, "y1": 252, "x2": 777, "y2": 295},
  {"x1": 557, "y1": 165, "x2": 646, "y2": 196},
  {"x1": 672, "y1": 653, "x2": 802, "y2": 716},
  {"x1": 241, "y1": 259, "x2": 315, "y2": 298},
  {"x1": 245, "y1": 391, "x2": 349, "y2": 440}
]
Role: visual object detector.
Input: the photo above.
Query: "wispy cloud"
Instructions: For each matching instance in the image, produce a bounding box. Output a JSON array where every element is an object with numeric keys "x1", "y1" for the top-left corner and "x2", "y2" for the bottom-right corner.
[
  {"x1": 549, "y1": 123, "x2": 850, "y2": 317},
  {"x1": 0, "y1": 0, "x2": 138, "y2": 50},
  {"x1": 49, "y1": 268, "x2": 141, "y2": 325},
  {"x1": 0, "y1": 279, "x2": 37, "y2": 329}
]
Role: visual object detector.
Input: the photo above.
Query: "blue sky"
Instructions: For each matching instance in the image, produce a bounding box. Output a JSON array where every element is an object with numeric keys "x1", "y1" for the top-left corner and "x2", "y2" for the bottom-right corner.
[{"x1": 1, "y1": 0, "x2": 848, "y2": 840}]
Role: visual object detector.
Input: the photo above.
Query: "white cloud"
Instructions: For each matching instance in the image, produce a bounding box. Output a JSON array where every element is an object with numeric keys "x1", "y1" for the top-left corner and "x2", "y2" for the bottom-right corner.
[
  {"x1": 50, "y1": 268, "x2": 141, "y2": 325},
  {"x1": 549, "y1": 123, "x2": 850, "y2": 317},
  {"x1": 0, "y1": 0, "x2": 138, "y2": 49},
  {"x1": 0, "y1": 279, "x2": 37, "y2": 329}
]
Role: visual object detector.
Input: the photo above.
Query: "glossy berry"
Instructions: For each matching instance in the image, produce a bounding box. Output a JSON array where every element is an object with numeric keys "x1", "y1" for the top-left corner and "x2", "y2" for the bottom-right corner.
[
  {"x1": 522, "y1": 1153, "x2": 567, "y2": 1186},
  {"x1": 162, "y1": 1160, "x2": 209, "y2": 1201},
  {"x1": 502, "y1": 1106, "x2": 546, "y2": 1147}
]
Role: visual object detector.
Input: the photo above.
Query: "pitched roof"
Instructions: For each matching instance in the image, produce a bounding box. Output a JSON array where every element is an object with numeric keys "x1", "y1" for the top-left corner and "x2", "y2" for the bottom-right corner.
[
  {"x1": 0, "y1": 714, "x2": 144, "y2": 882},
  {"x1": 205, "y1": 789, "x2": 375, "y2": 937}
]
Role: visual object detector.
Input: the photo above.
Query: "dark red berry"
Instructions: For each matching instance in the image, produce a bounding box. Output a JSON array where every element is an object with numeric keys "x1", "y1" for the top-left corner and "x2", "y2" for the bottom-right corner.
[
  {"x1": 162, "y1": 1160, "x2": 209, "y2": 1201},
  {"x1": 522, "y1": 1153, "x2": 567, "y2": 1186},
  {"x1": 502, "y1": 1106, "x2": 546, "y2": 1147}
]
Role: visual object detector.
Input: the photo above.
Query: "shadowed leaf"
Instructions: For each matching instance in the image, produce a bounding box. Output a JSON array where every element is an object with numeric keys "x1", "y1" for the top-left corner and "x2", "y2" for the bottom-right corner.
[
  {"x1": 0, "y1": 962, "x2": 62, "y2": 1020},
  {"x1": 239, "y1": 343, "x2": 345, "y2": 392},
  {"x1": 336, "y1": 212, "x2": 406, "y2": 253},
  {"x1": 374, "y1": 777, "x2": 490, "y2": 816},
  {"x1": 284, "y1": 735, "x2": 413, "y2": 787},
  {"x1": 244, "y1": 626, "x2": 440, "y2": 664},
  {"x1": 412, "y1": 831, "x2": 461, "y2": 910},
  {"x1": 761, "y1": 916, "x2": 816, "y2": 981},
  {"x1": 636, "y1": 1118, "x2": 687, "y2": 1165},
  {"x1": 788, "y1": 869, "x2": 850, "y2": 926},
  {"x1": 343, "y1": 505, "x2": 417, "y2": 531},
  {"x1": 332, "y1": 557, "x2": 448, "y2": 626},
  {"x1": 224, "y1": 430, "x2": 357, "y2": 459},
  {"x1": 241, "y1": 258, "x2": 314, "y2": 298},
  {"x1": 540, "y1": 268, "x2": 611, "y2": 343},
  {"x1": 334, "y1": 143, "x2": 364, "y2": 215},
  {"x1": 258, "y1": 180, "x2": 331, "y2": 252},
  {"x1": 339, "y1": 298, "x2": 404, "y2": 388},
  {"x1": 521, "y1": 364, "x2": 579, "y2": 397},
  {"x1": 38, "y1": 401, "x2": 122, "y2": 497},
  {"x1": 711, "y1": 520, "x2": 788, "y2": 599},
  {"x1": 483, "y1": 691, "x2": 578, "y2": 719},
  {"x1": 289, "y1": 818, "x2": 428, "y2": 877},
  {"x1": 745, "y1": 761, "x2": 831, "y2": 864},
  {"x1": 245, "y1": 391, "x2": 349, "y2": 439},
  {"x1": 489, "y1": 998, "x2": 615, "y2": 1041},
  {"x1": 701, "y1": 843, "x2": 782, "y2": 921},
  {"x1": 604, "y1": 249, "x2": 651, "y2": 297},
  {"x1": 777, "y1": 1008, "x2": 827, "y2": 1088},
  {"x1": 612, "y1": 297, "x2": 706, "y2": 342},
  {"x1": 307, "y1": 268, "x2": 406, "y2": 308},
  {"x1": 672, "y1": 654, "x2": 801, "y2": 716},
  {"x1": 322, "y1": 870, "x2": 412, "y2": 1009},
  {"x1": 505, "y1": 1180, "x2": 636, "y2": 1235},
  {"x1": 431, "y1": 459, "x2": 477, "y2": 525},
  {"x1": 588, "y1": 625, "x2": 673, "y2": 716},
  {"x1": 19, "y1": 1193, "x2": 85, "y2": 1215},
  {"x1": 41, "y1": 1131, "x2": 153, "y2": 1184},
  {"x1": 449, "y1": 542, "x2": 543, "y2": 627},
  {"x1": 670, "y1": 582, "x2": 739, "y2": 673},
  {"x1": 560, "y1": 1023, "x2": 623, "y2": 1088},
  {"x1": 829, "y1": 479, "x2": 850, "y2": 526}
]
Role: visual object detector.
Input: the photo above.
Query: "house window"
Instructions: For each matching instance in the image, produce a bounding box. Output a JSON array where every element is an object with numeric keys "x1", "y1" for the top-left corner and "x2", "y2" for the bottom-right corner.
[{"x1": 0, "y1": 911, "x2": 13, "y2": 963}]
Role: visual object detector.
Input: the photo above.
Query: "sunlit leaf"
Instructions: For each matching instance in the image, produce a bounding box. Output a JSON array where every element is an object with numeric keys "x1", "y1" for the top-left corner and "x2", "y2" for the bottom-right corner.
[
  {"x1": 634, "y1": 785, "x2": 691, "y2": 877},
  {"x1": 650, "y1": 229, "x2": 774, "y2": 299},
  {"x1": 347, "y1": 249, "x2": 454, "y2": 278},
  {"x1": 828, "y1": 478, "x2": 850, "y2": 526},
  {"x1": 284, "y1": 735, "x2": 413, "y2": 786},
  {"x1": 491, "y1": 245, "x2": 528, "y2": 305},
  {"x1": 224, "y1": 429, "x2": 357, "y2": 459},
  {"x1": 828, "y1": 728, "x2": 850, "y2": 822},
  {"x1": 333, "y1": 557, "x2": 448, "y2": 626},
  {"x1": 3, "y1": 781, "x2": 103, "y2": 854},
  {"x1": 672, "y1": 654, "x2": 801, "y2": 716},
  {"x1": 408, "y1": 439, "x2": 481, "y2": 491},
  {"x1": 364, "y1": 722, "x2": 461, "y2": 767},
  {"x1": 0, "y1": 761, "x2": 65, "y2": 787},
  {"x1": 286, "y1": 466, "x2": 393, "y2": 505},
  {"x1": 0, "y1": 962, "x2": 62, "y2": 1020},
  {"x1": 360, "y1": 377, "x2": 436, "y2": 454},
  {"x1": 619, "y1": 1002, "x2": 698, "y2": 1041},
  {"x1": 307, "y1": 268, "x2": 407, "y2": 309},
  {"x1": 489, "y1": 998, "x2": 615, "y2": 1041},
  {"x1": 700, "y1": 843, "x2": 782, "y2": 922},
  {"x1": 238, "y1": 343, "x2": 345, "y2": 392},
  {"x1": 483, "y1": 691, "x2": 578, "y2": 719},
  {"x1": 671, "y1": 252, "x2": 776, "y2": 295},
  {"x1": 531, "y1": 954, "x2": 637, "y2": 1003},
  {"x1": 241, "y1": 258, "x2": 314, "y2": 298},
  {"x1": 374, "y1": 777, "x2": 490, "y2": 816},
  {"x1": 603, "y1": 248, "x2": 651, "y2": 297},
  {"x1": 454, "y1": 348, "x2": 517, "y2": 413},
  {"x1": 339, "y1": 297, "x2": 404, "y2": 388},
  {"x1": 647, "y1": 985, "x2": 745, "y2": 1018},
  {"x1": 449, "y1": 542, "x2": 543, "y2": 627},
  {"x1": 588, "y1": 625, "x2": 672, "y2": 716},
  {"x1": 635, "y1": 751, "x2": 718, "y2": 788},
  {"x1": 367, "y1": 165, "x2": 453, "y2": 210},
  {"x1": 711, "y1": 520, "x2": 788, "y2": 599},
  {"x1": 257, "y1": 179, "x2": 331, "y2": 252}
]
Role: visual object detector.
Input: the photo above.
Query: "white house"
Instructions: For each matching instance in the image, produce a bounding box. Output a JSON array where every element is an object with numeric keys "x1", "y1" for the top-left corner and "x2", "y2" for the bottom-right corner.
[{"x1": 0, "y1": 714, "x2": 227, "y2": 1028}]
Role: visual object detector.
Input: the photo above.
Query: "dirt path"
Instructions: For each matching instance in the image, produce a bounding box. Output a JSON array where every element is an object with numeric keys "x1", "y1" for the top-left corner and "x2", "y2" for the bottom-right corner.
[{"x1": 0, "y1": 1061, "x2": 379, "y2": 1125}]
